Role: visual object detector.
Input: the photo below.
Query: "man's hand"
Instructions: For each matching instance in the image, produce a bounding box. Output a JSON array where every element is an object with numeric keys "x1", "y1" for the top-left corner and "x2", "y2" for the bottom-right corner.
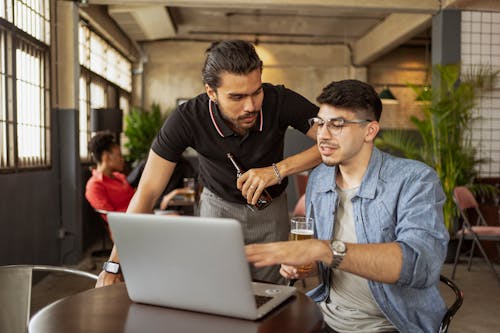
[
  {"x1": 159, "y1": 187, "x2": 194, "y2": 210},
  {"x1": 245, "y1": 239, "x2": 332, "y2": 268},
  {"x1": 95, "y1": 270, "x2": 124, "y2": 288},
  {"x1": 280, "y1": 263, "x2": 317, "y2": 280},
  {"x1": 237, "y1": 166, "x2": 278, "y2": 205}
]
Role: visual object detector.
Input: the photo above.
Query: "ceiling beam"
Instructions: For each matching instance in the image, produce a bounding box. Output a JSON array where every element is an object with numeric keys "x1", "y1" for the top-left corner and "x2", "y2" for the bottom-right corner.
[
  {"x1": 352, "y1": 13, "x2": 432, "y2": 66},
  {"x1": 89, "y1": 0, "x2": 440, "y2": 13},
  {"x1": 109, "y1": 5, "x2": 176, "y2": 40}
]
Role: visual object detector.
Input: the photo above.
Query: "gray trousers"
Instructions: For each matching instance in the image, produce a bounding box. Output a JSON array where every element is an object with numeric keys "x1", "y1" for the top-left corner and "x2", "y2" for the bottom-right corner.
[{"x1": 199, "y1": 187, "x2": 289, "y2": 285}]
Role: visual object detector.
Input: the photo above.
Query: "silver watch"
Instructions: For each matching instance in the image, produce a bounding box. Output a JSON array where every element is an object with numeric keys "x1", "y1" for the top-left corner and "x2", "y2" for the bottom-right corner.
[
  {"x1": 329, "y1": 240, "x2": 347, "y2": 269},
  {"x1": 103, "y1": 261, "x2": 121, "y2": 274}
]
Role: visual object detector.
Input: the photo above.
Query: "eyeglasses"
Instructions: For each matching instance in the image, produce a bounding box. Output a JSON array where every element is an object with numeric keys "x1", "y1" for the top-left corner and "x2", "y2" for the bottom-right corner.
[{"x1": 308, "y1": 117, "x2": 372, "y2": 136}]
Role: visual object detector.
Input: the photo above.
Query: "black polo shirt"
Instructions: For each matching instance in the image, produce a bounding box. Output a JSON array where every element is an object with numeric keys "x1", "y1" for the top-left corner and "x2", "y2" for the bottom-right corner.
[{"x1": 151, "y1": 83, "x2": 318, "y2": 204}]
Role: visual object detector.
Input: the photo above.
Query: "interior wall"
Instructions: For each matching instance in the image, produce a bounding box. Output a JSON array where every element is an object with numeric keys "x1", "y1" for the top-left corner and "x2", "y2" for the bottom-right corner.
[
  {"x1": 368, "y1": 45, "x2": 428, "y2": 129},
  {"x1": 141, "y1": 41, "x2": 353, "y2": 112},
  {"x1": 0, "y1": 170, "x2": 61, "y2": 265}
]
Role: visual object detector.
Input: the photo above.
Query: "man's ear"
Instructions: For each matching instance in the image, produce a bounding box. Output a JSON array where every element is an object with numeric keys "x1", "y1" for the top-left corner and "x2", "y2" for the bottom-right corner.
[
  {"x1": 365, "y1": 121, "x2": 380, "y2": 142},
  {"x1": 205, "y1": 84, "x2": 217, "y2": 103}
]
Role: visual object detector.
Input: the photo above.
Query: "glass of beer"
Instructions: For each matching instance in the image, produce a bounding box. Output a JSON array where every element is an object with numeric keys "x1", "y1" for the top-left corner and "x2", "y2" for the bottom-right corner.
[
  {"x1": 289, "y1": 216, "x2": 314, "y2": 273},
  {"x1": 183, "y1": 177, "x2": 196, "y2": 203}
]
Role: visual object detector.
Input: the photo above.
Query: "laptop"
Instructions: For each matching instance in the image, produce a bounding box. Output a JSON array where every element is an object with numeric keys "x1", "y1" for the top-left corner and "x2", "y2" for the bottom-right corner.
[{"x1": 107, "y1": 212, "x2": 296, "y2": 320}]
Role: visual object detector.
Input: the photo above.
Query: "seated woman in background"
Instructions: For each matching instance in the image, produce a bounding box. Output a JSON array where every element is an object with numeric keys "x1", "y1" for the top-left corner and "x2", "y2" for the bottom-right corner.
[
  {"x1": 85, "y1": 131, "x2": 196, "y2": 217},
  {"x1": 85, "y1": 132, "x2": 135, "y2": 219}
]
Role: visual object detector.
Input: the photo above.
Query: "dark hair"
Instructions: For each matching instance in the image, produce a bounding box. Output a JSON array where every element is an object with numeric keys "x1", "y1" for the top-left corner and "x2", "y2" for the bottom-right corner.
[
  {"x1": 202, "y1": 40, "x2": 263, "y2": 89},
  {"x1": 316, "y1": 80, "x2": 382, "y2": 121},
  {"x1": 88, "y1": 131, "x2": 118, "y2": 164}
]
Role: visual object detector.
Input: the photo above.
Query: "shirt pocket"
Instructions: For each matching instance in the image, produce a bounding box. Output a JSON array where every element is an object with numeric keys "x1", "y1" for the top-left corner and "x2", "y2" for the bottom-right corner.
[{"x1": 372, "y1": 201, "x2": 397, "y2": 242}]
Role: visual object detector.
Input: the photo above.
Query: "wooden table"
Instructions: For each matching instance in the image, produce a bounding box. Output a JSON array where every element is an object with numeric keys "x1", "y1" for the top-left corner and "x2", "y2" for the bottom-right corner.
[{"x1": 29, "y1": 283, "x2": 324, "y2": 333}]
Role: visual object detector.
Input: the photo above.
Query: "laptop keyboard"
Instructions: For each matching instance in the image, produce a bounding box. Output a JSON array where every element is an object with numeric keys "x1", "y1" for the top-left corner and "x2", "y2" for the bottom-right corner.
[{"x1": 254, "y1": 295, "x2": 273, "y2": 308}]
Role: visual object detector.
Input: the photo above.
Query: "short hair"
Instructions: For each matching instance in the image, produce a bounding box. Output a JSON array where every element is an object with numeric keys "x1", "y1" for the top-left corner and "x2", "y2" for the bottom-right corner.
[
  {"x1": 202, "y1": 40, "x2": 263, "y2": 89},
  {"x1": 316, "y1": 80, "x2": 382, "y2": 121},
  {"x1": 88, "y1": 131, "x2": 118, "y2": 164}
]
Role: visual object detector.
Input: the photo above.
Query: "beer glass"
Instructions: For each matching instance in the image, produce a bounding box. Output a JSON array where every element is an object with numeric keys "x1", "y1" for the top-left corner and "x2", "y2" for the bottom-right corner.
[
  {"x1": 183, "y1": 177, "x2": 196, "y2": 203},
  {"x1": 289, "y1": 216, "x2": 314, "y2": 272}
]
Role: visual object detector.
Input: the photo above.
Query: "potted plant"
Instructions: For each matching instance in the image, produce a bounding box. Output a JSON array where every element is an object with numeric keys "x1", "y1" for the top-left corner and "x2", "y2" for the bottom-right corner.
[
  {"x1": 376, "y1": 64, "x2": 499, "y2": 244},
  {"x1": 123, "y1": 103, "x2": 169, "y2": 166}
]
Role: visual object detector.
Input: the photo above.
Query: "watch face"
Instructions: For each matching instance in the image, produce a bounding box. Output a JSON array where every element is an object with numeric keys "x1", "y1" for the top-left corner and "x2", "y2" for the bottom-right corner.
[
  {"x1": 104, "y1": 261, "x2": 120, "y2": 273},
  {"x1": 332, "y1": 241, "x2": 346, "y2": 253}
]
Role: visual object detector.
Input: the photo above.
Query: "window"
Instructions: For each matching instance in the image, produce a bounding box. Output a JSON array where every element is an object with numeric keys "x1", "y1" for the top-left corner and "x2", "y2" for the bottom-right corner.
[
  {"x1": 462, "y1": 11, "x2": 500, "y2": 177},
  {"x1": 0, "y1": 0, "x2": 51, "y2": 171},
  {"x1": 78, "y1": 20, "x2": 131, "y2": 160}
]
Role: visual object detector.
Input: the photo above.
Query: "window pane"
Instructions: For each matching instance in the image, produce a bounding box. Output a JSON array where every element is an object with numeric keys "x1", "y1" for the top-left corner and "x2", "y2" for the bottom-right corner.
[
  {"x1": 16, "y1": 40, "x2": 49, "y2": 167},
  {"x1": 79, "y1": 75, "x2": 89, "y2": 159},
  {"x1": 13, "y1": 0, "x2": 50, "y2": 44},
  {"x1": 0, "y1": 28, "x2": 7, "y2": 167},
  {"x1": 79, "y1": 21, "x2": 131, "y2": 92}
]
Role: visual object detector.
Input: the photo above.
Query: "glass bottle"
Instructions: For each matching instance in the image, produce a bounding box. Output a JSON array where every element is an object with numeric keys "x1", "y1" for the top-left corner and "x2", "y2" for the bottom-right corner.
[{"x1": 226, "y1": 153, "x2": 272, "y2": 210}]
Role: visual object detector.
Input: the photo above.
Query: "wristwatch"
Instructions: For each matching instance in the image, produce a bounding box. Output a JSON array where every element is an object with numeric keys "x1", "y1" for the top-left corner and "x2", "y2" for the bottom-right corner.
[
  {"x1": 329, "y1": 240, "x2": 347, "y2": 269},
  {"x1": 103, "y1": 261, "x2": 121, "y2": 274}
]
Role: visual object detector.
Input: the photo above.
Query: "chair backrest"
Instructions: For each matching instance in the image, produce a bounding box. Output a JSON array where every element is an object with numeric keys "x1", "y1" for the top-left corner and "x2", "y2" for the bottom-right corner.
[
  {"x1": 438, "y1": 274, "x2": 464, "y2": 333},
  {"x1": 292, "y1": 193, "x2": 306, "y2": 216},
  {"x1": 0, "y1": 265, "x2": 97, "y2": 333},
  {"x1": 453, "y1": 186, "x2": 478, "y2": 210}
]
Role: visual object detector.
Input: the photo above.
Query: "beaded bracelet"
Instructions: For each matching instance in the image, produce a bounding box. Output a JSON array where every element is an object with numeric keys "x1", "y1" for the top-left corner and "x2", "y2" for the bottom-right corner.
[{"x1": 272, "y1": 163, "x2": 282, "y2": 184}]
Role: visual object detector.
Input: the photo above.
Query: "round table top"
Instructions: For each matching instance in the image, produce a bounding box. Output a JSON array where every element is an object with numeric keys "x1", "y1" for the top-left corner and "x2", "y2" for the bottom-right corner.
[{"x1": 29, "y1": 282, "x2": 324, "y2": 333}]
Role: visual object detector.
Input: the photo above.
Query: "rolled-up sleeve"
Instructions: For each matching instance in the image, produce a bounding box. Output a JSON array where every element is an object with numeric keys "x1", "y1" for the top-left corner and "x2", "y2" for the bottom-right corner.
[{"x1": 394, "y1": 168, "x2": 449, "y2": 288}]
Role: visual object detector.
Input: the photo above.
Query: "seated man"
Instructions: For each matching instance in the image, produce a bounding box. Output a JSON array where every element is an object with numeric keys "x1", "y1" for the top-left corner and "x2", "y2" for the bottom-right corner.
[{"x1": 246, "y1": 80, "x2": 449, "y2": 333}]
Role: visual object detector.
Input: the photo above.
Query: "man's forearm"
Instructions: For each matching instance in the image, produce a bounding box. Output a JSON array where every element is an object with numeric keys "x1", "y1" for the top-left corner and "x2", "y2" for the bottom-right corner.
[
  {"x1": 275, "y1": 145, "x2": 321, "y2": 178},
  {"x1": 332, "y1": 242, "x2": 403, "y2": 284}
]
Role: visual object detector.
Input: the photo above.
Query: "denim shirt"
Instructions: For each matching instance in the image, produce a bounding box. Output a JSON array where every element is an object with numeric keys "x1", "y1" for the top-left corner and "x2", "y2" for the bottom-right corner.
[{"x1": 305, "y1": 147, "x2": 449, "y2": 333}]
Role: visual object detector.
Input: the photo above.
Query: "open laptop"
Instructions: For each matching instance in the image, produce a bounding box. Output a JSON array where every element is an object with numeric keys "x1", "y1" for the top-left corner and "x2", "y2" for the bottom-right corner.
[{"x1": 107, "y1": 212, "x2": 296, "y2": 320}]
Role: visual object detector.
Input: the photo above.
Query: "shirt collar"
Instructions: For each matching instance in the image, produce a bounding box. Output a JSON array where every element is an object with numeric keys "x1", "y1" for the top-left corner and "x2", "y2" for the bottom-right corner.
[
  {"x1": 208, "y1": 99, "x2": 263, "y2": 137},
  {"x1": 313, "y1": 147, "x2": 381, "y2": 200},
  {"x1": 92, "y1": 168, "x2": 104, "y2": 181},
  {"x1": 92, "y1": 169, "x2": 124, "y2": 182}
]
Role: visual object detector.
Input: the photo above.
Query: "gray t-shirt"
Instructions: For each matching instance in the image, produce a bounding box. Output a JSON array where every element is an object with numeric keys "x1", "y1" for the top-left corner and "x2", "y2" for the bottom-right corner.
[{"x1": 320, "y1": 186, "x2": 396, "y2": 332}]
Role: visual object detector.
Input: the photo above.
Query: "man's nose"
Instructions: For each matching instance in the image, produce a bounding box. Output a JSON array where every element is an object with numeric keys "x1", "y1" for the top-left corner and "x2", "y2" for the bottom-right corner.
[
  {"x1": 244, "y1": 96, "x2": 257, "y2": 111},
  {"x1": 317, "y1": 124, "x2": 331, "y2": 140}
]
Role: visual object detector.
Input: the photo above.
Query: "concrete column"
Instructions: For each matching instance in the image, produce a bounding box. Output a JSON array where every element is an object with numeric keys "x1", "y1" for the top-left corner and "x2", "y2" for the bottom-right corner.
[
  {"x1": 431, "y1": 9, "x2": 461, "y2": 87},
  {"x1": 54, "y1": 1, "x2": 82, "y2": 264}
]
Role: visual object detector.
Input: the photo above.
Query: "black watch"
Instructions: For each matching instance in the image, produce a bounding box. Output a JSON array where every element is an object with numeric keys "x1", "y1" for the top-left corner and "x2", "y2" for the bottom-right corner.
[{"x1": 103, "y1": 261, "x2": 121, "y2": 274}]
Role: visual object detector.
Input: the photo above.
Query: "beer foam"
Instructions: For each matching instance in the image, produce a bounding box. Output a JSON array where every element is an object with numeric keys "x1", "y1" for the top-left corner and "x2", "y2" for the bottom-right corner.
[{"x1": 290, "y1": 229, "x2": 314, "y2": 235}]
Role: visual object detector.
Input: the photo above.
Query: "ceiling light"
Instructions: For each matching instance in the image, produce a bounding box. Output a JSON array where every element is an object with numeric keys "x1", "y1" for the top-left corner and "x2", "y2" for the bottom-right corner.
[{"x1": 379, "y1": 87, "x2": 398, "y2": 104}]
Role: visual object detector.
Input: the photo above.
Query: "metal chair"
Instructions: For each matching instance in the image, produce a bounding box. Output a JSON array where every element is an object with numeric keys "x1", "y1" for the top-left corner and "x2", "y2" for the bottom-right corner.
[
  {"x1": 0, "y1": 265, "x2": 98, "y2": 333},
  {"x1": 291, "y1": 274, "x2": 462, "y2": 332},
  {"x1": 438, "y1": 274, "x2": 464, "y2": 333},
  {"x1": 451, "y1": 186, "x2": 500, "y2": 283}
]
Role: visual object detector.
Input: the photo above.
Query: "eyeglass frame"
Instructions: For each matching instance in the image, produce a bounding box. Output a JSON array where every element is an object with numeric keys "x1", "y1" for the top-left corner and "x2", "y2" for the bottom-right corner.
[{"x1": 308, "y1": 116, "x2": 373, "y2": 136}]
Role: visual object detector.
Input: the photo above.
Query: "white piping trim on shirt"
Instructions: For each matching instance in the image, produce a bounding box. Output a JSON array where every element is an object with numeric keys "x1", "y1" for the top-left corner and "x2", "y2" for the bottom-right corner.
[{"x1": 208, "y1": 100, "x2": 225, "y2": 137}]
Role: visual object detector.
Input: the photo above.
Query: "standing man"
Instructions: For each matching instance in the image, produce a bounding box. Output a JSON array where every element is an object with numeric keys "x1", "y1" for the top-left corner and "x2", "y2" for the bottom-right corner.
[
  {"x1": 97, "y1": 40, "x2": 321, "y2": 286},
  {"x1": 246, "y1": 80, "x2": 449, "y2": 332}
]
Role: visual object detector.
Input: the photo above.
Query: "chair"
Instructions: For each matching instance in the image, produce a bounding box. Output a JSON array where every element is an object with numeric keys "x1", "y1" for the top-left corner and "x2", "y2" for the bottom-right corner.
[
  {"x1": 292, "y1": 193, "x2": 306, "y2": 216},
  {"x1": 0, "y1": 265, "x2": 98, "y2": 333},
  {"x1": 92, "y1": 208, "x2": 113, "y2": 257},
  {"x1": 451, "y1": 186, "x2": 500, "y2": 283},
  {"x1": 289, "y1": 274, "x2": 463, "y2": 333},
  {"x1": 438, "y1": 274, "x2": 464, "y2": 333}
]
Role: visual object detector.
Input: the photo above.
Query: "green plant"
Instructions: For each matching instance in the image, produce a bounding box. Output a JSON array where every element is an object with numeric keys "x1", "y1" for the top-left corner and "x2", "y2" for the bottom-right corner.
[
  {"x1": 123, "y1": 103, "x2": 168, "y2": 165},
  {"x1": 376, "y1": 64, "x2": 499, "y2": 234}
]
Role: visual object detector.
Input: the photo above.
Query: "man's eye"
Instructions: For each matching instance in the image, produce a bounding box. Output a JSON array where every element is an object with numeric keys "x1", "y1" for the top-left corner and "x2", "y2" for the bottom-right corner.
[{"x1": 230, "y1": 96, "x2": 243, "y2": 101}]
